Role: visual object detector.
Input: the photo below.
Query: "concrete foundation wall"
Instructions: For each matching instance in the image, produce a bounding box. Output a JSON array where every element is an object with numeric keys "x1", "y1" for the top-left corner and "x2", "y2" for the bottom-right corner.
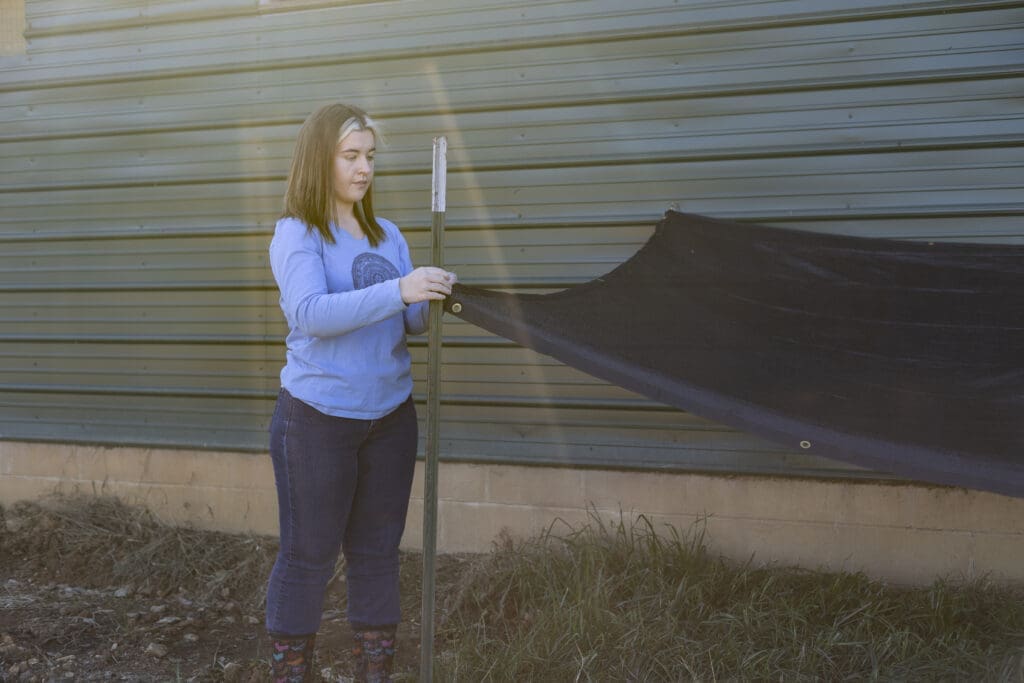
[{"x1": 2, "y1": 441, "x2": 1022, "y2": 586}]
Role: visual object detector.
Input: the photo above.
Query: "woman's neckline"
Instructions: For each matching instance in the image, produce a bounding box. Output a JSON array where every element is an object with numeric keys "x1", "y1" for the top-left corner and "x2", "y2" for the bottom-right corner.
[{"x1": 332, "y1": 221, "x2": 367, "y2": 242}]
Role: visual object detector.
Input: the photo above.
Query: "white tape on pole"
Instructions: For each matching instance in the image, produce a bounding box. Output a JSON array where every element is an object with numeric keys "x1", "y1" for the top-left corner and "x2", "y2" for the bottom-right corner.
[{"x1": 432, "y1": 136, "x2": 447, "y2": 213}]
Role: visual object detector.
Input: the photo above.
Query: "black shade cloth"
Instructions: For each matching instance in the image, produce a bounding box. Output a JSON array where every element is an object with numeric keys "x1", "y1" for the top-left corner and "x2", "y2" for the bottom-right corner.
[{"x1": 446, "y1": 211, "x2": 1024, "y2": 498}]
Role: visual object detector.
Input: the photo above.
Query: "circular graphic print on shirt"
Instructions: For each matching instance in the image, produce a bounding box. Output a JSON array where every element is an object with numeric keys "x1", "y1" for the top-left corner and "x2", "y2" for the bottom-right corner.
[{"x1": 352, "y1": 253, "x2": 400, "y2": 290}]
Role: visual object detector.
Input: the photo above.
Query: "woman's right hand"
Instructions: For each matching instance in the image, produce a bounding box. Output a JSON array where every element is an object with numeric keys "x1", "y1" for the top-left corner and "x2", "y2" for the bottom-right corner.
[{"x1": 399, "y1": 267, "x2": 458, "y2": 304}]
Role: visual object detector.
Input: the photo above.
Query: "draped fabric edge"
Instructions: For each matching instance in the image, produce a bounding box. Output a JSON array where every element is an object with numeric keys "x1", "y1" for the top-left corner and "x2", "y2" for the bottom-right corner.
[{"x1": 444, "y1": 213, "x2": 1024, "y2": 500}]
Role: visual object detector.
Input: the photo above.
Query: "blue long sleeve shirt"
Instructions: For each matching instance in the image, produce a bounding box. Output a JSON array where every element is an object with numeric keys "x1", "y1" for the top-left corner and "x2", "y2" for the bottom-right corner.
[{"x1": 269, "y1": 216, "x2": 428, "y2": 419}]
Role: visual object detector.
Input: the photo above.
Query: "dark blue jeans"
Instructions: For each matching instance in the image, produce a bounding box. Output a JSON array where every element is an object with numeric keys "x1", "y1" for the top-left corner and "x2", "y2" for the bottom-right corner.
[{"x1": 265, "y1": 388, "x2": 418, "y2": 636}]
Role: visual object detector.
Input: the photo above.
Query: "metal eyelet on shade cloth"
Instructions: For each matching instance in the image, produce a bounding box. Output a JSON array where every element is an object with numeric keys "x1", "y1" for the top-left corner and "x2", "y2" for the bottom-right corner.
[
  {"x1": 450, "y1": 302, "x2": 462, "y2": 314},
  {"x1": 800, "y1": 441, "x2": 811, "y2": 449}
]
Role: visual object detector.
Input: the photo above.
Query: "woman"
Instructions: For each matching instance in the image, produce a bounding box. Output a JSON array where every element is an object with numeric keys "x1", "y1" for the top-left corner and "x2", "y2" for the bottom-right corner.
[{"x1": 265, "y1": 103, "x2": 456, "y2": 682}]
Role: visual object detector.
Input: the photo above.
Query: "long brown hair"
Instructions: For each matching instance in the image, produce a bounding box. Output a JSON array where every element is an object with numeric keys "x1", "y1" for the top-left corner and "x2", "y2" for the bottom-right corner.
[{"x1": 281, "y1": 103, "x2": 385, "y2": 246}]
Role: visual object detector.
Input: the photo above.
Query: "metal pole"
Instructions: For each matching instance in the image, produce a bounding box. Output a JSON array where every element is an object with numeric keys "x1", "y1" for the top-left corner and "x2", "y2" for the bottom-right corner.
[{"x1": 420, "y1": 135, "x2": 447, "y2": 683}]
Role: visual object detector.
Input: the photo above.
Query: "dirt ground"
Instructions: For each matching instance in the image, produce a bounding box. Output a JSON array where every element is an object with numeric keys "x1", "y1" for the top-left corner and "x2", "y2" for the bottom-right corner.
[
  {"x1": 0, "y1": 497, "x2": 443, "y2": 682},
  {"x1": 0, "y1": 574, "x2": 432, "y2": 682}
]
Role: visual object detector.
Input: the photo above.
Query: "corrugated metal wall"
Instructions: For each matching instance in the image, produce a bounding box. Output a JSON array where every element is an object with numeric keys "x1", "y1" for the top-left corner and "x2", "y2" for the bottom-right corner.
[{"x1": 1, "y1": 0, "x2": 1022, "y2": 479}]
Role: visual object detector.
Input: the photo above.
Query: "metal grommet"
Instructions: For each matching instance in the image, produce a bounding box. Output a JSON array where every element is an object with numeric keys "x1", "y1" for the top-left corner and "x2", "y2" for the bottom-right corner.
[
  {"x1": 799, "y1": 440, "x2": 811, "y2": 449},
  {"x1": 450, "y1": 302, "x2": 463, "y2": 314}
]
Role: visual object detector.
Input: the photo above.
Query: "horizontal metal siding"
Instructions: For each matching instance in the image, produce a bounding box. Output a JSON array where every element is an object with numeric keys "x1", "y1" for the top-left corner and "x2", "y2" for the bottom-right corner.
[{"x1": 1, "y1": 0, "x2": 1022, "y2": 481}]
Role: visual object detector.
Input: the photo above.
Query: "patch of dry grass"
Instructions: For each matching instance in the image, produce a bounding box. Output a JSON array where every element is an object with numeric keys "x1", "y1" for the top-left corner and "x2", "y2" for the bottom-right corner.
[
  {"x1": 436, "y1": 512, "x2": 1024, "y2": 682},
  {"x1": 3, "y1": 494, "x2": 1023, "y2": 681},
  {"x1": 0, "y1": 493, "x2": 275, "y2": 604}
]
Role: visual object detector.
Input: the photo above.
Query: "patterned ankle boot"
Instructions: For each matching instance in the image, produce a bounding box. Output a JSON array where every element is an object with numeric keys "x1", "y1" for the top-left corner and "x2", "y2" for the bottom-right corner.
[
  {"x1": 352, "y1": 628, "x2": 396, "y2": 683},
  {"x1": 269, "y1": 633, "x2": 317, "y2": 683}
]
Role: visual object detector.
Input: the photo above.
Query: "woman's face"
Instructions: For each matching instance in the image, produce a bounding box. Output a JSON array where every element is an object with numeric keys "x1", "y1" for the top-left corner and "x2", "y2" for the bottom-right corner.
[{"x1": 333, "y1": 128, "x2": 376, "y2": 209}]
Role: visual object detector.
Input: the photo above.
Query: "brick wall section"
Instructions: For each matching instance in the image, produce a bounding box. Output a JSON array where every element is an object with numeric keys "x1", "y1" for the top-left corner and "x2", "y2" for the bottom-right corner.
[{"x1": 2, "y1": 441, "x2": 1022, "y2": 585}]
